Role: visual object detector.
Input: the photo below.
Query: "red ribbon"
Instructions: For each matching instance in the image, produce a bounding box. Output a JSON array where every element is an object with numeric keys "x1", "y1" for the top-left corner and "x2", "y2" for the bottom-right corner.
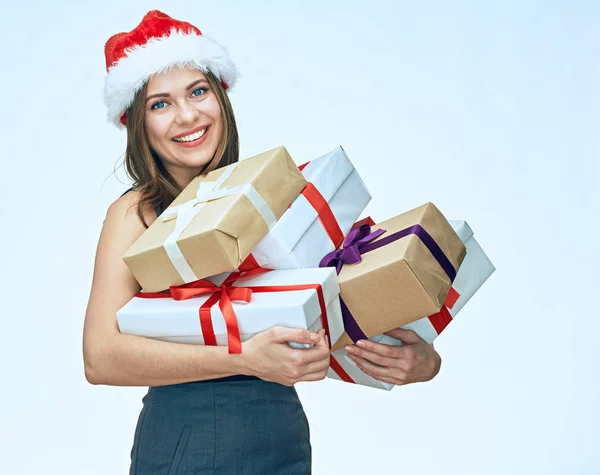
[
  {"x1": 135, "y1": 268, "x2": 332, "y2": 354},
  {"x1": 428, "y1": 286, "x2": 460, "y2": 335},
  {"x1": 301, "y1": 182, "x2": 345, "y2": 249},
  {"x1": 352, "y1": 216, "x2": 376, "y2": 228},
  {"x1": 136, "y1": 268, "x2": 268, "y2": 354},
  {"x1": 238, "y1": 254, "x2": 261, "y2": 272},
  {"x1": 329, "y1": 355, "x2": 355, "y2": 384},
  {"x1": 242, "y1": 282, "x2": 331, "y2": 348},
  {"x1": 243, "y1": 165, "x2": 345, "y2": 269}
]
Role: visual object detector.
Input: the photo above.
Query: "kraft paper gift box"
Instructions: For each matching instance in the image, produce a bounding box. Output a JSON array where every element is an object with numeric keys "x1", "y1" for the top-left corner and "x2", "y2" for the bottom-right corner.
[
  {"x1": 123, "y1": 146, "x2": 306, "y2": 292},
  {"x1": 116, "y1": 267, "x2": 344, "y2": 354},
  {"x1": 326, "y1": 202, "x2": 467, "y2": 352},
  {"x1": 328, "y1": 220, "x2": 495, "y2": 390},
  {"x1": 244, "y1": 146, "x2": 371, "y2": 270}
]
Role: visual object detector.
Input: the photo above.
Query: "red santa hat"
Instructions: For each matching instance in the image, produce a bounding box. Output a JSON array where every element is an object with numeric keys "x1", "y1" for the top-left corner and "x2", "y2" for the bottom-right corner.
[{"x1": 103, "y1": 10, "x2": 238, "y2": 128}]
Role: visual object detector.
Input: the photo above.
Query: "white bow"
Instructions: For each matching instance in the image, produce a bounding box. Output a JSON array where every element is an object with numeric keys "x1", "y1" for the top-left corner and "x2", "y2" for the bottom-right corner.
[{"x1": 162, "y1": 163, "x2": 277, "y2": 283}]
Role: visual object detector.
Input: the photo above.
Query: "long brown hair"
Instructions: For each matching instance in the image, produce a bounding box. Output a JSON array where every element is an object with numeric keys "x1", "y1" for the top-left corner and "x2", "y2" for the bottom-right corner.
[{"x1": 123, "y1": 68, "x2": 239, "y2": 227}]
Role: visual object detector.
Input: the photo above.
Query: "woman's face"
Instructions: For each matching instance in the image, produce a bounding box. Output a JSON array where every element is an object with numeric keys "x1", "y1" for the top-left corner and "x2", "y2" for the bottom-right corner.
[{"x1": 144, "y1": 67, "x2": 223, "y2": 183}]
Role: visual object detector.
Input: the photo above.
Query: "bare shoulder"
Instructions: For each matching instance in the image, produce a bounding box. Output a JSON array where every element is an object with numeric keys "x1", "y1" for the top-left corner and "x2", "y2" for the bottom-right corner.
[
  {"x1": 90, "y1": 190, "x2": 157, "y2": 304},
  {"x1": 108, "y1": 188, "x2": 141, "y2": 216},
  {"x1": 91, "y1": 191, "x2": 148, "y2": 295},
  {"x1": 104, "y1": 190, "x2": 157, "y2": 239},
  {"x1": 84, "y1": 190, "x2": 156, "y2": 341}
]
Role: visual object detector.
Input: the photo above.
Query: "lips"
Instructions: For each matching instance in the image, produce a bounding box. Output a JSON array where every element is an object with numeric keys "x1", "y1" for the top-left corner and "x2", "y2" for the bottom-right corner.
[
  {"x1": 171, "y1": 125, "x2": 211, "y2": 148},
  {"x1": 172, "y1": 124, "x2": 209, "y2": 140}
]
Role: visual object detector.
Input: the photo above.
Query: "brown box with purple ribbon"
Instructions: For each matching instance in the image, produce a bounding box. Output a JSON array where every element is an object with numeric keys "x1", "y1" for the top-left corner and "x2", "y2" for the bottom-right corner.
[{"x1": 327, "y1": 202, "x2": 467, "y2": 351}]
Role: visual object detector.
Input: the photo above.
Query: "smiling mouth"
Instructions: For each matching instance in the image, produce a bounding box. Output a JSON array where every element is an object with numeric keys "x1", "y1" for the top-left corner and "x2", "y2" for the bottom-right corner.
[{"x1": 172, "y1": 126, "x2": 209, "y2": 143}]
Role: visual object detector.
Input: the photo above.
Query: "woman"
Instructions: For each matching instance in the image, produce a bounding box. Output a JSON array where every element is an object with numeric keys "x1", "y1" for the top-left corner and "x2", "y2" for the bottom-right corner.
[{"x1": 83, "y1": 10, "x2": 441, "y2": 474}]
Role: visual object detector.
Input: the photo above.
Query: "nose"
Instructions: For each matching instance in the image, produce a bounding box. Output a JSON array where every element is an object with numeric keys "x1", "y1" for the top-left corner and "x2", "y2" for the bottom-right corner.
[{"x1": 174, "y1": 100, "x2": 200, "y2": 125}]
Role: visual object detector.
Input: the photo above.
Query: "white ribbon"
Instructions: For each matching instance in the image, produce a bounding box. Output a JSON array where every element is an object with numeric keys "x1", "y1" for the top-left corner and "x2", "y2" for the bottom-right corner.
[{"x1": 162, "y1": 163, "x2": 277, "y2": 283}]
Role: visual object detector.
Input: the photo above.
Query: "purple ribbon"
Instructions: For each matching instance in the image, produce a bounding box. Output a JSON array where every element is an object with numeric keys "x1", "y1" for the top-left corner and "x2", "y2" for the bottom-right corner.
[
  {"x1": 338, "y1": 296, "x2": 368, "y2": 342},
  {"x1": 361, "y1": 224, "x2": 457, "y2": 281},
  {"x1": 320, "y1": 222, "x2": 458, "y2": 343},
  {"x1": 319, "y1": 224, "x2": 386, "y2": 273}
]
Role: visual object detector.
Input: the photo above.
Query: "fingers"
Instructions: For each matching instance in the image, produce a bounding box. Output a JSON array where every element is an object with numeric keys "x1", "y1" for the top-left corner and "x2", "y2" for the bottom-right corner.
[
  {"x1": 384, "y1": 328, "x2": 426, "y2": 344},
  {"x1": 290, "y1": 339, "x2": 330, "y2": 366},
  {"x1": 282, "y1": 329, "x2": 329, "y2": 365},
  {"x1": 297, "y1": 342, "x2": 330, "y2": 383},
  {"x1": 346, "y1": 339, "x2": 417, "y2": 368},
  {"x1": 304, "y1": 355, "x2": 331, "y2": 374},
  {"x1": 314, "y1": 329, "x2": 329, "y2": 349},
  {"x1": 284, "y1": 330, "x2": 330, "y2": 384},
  {"x1": 356, "y1": 362, "x2": 407, "y2": 386},
  {"x1": 351, "y1": 347, "x2": 441, "y2": 385},
  {"x1": 280, "y1": 352, "x2": 329, "y2": 385},
  {"x1": 350, "y1": 354, "x2": 408, "y2": 385},
  {"x1": 268, "y1": 326, "x2": 321, "y2": 345},
  {"x1": 258, "y1": 327, "x2": 331, "y2": 386},
  {"x1": 345, "y1": 343, "x2": 413, "y2": 372}
]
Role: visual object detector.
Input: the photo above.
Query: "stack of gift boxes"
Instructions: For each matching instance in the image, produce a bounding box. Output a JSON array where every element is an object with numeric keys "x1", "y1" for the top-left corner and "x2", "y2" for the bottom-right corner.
[{"x1": 117, "y1": 145, "x2": 495, "y2": 390}]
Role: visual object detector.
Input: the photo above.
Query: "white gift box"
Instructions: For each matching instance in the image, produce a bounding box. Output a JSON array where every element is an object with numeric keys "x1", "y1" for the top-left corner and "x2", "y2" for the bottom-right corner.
[
  {"x1": 327, "y1": 220, "x2": 495, "y2": 390},
  {"x1": 248, "y1": 146, "x2": 371, "y2": 269},
  {"x1": 117, "y1": 268, "x2": 344, "y2": 350}
]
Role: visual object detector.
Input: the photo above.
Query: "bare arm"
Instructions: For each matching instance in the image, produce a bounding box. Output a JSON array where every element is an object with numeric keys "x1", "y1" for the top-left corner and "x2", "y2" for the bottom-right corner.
[
  {"x1": 82, "y1": 192, "x2": 248, "y2": 386},
  {"x1": 82, "y1": 191, "x2": 331, "y2": 388}
]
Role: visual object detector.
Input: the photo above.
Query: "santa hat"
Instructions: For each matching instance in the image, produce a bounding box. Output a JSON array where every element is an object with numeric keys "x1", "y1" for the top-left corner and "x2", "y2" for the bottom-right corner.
[{"x1": 103, "y1": 10, "x2": 238, "y2": 128}]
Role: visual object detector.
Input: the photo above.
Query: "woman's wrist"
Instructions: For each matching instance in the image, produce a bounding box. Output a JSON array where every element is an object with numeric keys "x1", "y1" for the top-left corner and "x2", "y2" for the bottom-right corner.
[{"x1": 231, "y1": 346, "x2": 257, "y2": 377}]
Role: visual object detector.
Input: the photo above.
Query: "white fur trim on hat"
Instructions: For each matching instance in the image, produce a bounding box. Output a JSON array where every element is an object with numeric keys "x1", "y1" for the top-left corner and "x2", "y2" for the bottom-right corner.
[{"x1": 103, "y1": 29, "x2": 238, "y2": 128}]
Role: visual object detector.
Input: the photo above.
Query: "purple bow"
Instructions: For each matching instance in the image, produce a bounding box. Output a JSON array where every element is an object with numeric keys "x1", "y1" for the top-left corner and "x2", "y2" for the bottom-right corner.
[{"x1": 319, "y1": 224, "x2": 386, "y2": 274}]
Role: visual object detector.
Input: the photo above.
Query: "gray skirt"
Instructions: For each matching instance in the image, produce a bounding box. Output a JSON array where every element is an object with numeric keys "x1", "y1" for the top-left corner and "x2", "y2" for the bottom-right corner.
[{"x1": 129, "y1": 376, "x2": 311, "y2": 474}]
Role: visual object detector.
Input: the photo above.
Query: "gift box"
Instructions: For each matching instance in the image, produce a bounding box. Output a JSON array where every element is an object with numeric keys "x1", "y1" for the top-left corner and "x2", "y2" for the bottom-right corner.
[
  {"x1": 327, "y1": 220, "x2": 495, "y2": 390},
  {"x1": 245, "y1": 146, "x2": 371, "y2": 270},
  {"x1": 122, "y1": 146, "x2": 307, "y2": 292},
  {"x1": 116, "y1": 268, "x2": 344, "y2": 354},
  {"x1": 326, "y1": 202, "x2": 467, "y2": 352}
]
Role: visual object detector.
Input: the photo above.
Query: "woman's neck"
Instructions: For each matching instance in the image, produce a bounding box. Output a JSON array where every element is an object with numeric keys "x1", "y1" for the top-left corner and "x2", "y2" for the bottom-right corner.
[{"x1": 168, "y1": 165, "x2": 203, "y2": 191}]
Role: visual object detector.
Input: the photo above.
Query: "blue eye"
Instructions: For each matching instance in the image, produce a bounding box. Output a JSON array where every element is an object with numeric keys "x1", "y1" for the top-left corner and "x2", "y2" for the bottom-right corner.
[
  {"x1": 151, "y1": 101, "x2": 167, "y2": 110},
  {"x1": 191, "y1": 87, "x2": 207, "y2": 97}
]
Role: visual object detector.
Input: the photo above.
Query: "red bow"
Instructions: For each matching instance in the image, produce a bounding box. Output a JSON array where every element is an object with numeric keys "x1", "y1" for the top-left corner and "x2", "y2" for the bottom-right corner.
[
  {"x1": 135, "y1": 268, "x2": 332, "y2": 354},
  {"x1": 136, "y1": 269, "x2": 268, "y2": 354}
]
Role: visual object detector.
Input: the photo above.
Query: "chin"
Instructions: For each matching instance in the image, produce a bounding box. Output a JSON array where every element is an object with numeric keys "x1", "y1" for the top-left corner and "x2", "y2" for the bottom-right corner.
[
  {"x1": 168, "y1": 145, "x2": 216, "y2": 169},
  {"x1": 187, "y1": 150, "x2": 218, "y2": 168}
]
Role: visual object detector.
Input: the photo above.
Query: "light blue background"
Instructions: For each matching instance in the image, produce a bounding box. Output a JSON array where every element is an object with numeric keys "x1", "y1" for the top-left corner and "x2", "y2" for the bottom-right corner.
[{"x1": 1, "y1": 1, "x2": 598, "y2": 473}]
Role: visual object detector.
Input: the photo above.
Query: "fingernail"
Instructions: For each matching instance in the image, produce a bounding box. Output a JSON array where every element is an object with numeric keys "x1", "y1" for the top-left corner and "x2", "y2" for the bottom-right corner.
[
  {"x1": 309, "y1": 333, "x2": 320, "y2": 342},
  {"x1": 356, "y1": 340, "x2": 366, "y2": 347},
  {"x1": 344, "y1": 345, "x2": 354, "y2": 353}
]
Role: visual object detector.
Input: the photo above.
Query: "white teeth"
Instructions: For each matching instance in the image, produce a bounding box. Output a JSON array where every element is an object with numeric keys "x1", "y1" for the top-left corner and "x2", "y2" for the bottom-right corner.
[{"x1": 173, "y1": 127, "x2": 207, "y2": 142}]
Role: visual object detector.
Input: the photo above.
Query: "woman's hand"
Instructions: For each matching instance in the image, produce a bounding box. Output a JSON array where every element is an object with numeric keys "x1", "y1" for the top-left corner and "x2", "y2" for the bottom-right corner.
[
  {"x1": 241, "y1": 327, "x2": 330, "y2": 386},
  {"x1": 344, "y1": 328, "x2": 442, "y2": 386}
]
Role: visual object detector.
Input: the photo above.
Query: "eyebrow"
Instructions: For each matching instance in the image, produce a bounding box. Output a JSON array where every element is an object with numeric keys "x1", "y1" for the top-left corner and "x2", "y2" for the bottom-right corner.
[{"x1": 145, "y1": 79, "x2": 209, "y2": 103}]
